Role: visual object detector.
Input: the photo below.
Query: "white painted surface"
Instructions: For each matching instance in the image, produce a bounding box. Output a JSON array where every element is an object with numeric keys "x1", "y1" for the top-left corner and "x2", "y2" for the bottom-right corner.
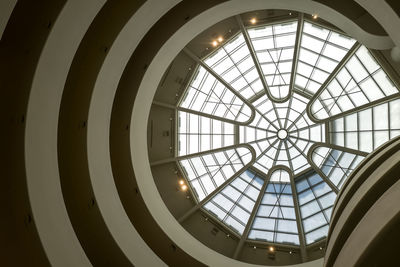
[
  {"x1": 25, "y1": 1, "x2": 105, "y2": 266},
  {"x1": 356, "y1": 0, "x2": 400, "y2": 48},
  {"x1": 327, "y1": 147, "x2": 400, "y2": 265},
  {"x1": 87, "y1": 0, "x2": 181, "y2": 266},
  {"x1": 334, "y1": 177, "x2": 400, "y2": 266},
  {"x1": 391, "y1": 46, "x2": 400, "y2": 62}
]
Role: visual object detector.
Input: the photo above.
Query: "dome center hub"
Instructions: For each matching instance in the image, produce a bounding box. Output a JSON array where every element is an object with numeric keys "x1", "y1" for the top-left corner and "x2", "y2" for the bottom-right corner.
[{"x1": 277, "y1": 129, "x2": 288, "y2": 140}]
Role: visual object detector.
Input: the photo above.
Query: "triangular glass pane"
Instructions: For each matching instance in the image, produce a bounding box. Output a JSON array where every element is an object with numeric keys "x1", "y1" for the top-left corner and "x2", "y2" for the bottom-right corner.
[
  {"x1": 252, "y1": 95, "x2": 280, "y2": 129},
  {"x1": 275, "y1": 145, "x2": 291, "y2": 169},
  {"x1": 248, "y1": 169, "x2": 299, "y2": 245},
  {"x1": 252, "y1": 141, "x2": 278, "y2": 175},
  {"x1": 203, "y1": 169, "x2": 264, "y2": 235},
  {"x1": 247, "y1": 21, "x2": 298, "y2": 99},
  {"x1": 290, "y1": 123, "x2": 325, "y2": 143},
  {"x1": 179, "y1": 65, "x2": 252, "y2": 122},
  {"x1": 329, "y1": 98, "x2": 400, "y2": 152},
  {"x1": 204, "y1": 33, "x2": 264, "y2": 100},
  {"x1": 294, "y1": 21, "x2": 356, "y2": 95},
  {"x1": 311, "y1": 146, "x2": 364, "y2": 189},
  {"x1": 296, "y1": 171, "x2": 336, "y2": 245},
  {"x1": 238, "y1": 111, "x2": 275, "y2": 144},
  {"x1": 179, "y1": 147, "x2": 252, "y2": 201},
  {"x1": 311, "y1": 45, "x2": 400, "y2": 120},
  {"x1": 286, "y1": 141, "x2": 310, "y2": 175}
]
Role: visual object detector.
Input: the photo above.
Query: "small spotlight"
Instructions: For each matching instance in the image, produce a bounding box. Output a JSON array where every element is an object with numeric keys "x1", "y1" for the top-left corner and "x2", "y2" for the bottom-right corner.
[
  {"x1": 289, "y1": 251, "x2": 293, "y2": 254},
  {"x1": 289, "y1": 12, "x2": 292, "y2": 16},
  {"x1": 312, "y1": 14, "x2": 318, "y2": 19},
  {"x1": 212, "y1": 40, "x2": 218, "y2": 47},
  {"x1": 217, "y1": 36, "x2": 223, "y2": 43},
  {"x1": 181, "y1": 184, "x2": 188, "y2": 191},
  {"x1": 253, "y1": 246, "x2": 257, "y2": 249},
  {"x1": 319, "y1": 246, "x2": 323, "y2": 250},
  {"x1": 269, "y1": 246, "x2": 275, "y2": 252},
  {"x1": 179, "y1": 179, "x2": 185, "y2": 185},
  {"x1": 250, "y1": 18, "x2": 257, "y2": 24}
]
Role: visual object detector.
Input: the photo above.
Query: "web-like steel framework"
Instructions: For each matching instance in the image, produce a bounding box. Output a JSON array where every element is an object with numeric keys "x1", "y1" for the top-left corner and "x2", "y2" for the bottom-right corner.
[{"x1": 173, "y1": 14, "x2": 400, "y2": 258}]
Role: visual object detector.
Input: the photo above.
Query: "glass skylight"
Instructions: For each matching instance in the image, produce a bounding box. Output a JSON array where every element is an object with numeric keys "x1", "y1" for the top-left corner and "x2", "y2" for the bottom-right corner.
[
  {"x1": 204, "y1": 33, "x2": 264, "y2": 99},
  {"x1": 329, "y1": 98, "x2": 400, "y2": 152},
  {"x1": 311, "y1": 146, "x2": 365, "y2": 189},
  {"x1": 177, "y1": 111, "x2": 235, "y2": 156},
  {"x1": 181, "y1": 65, "x2": 253, "y2": 123},
  {"x1": 294, "y1": 22, "x2": 356, "y2": 95},
  {"x1": 176, "y1": 17, "x2": 400, "y2": 250},
  {"x1": 296, "y1": 172, "x2": 336, "y2": 244},
  {"x1": 311, "y1": 45, "x2": 400, "y2": 120},
  {"x1": 240, "y1": 92, "x2": 325, "y2": 175},
  {"x1": 248, "y1": 169, "x2": 300, "y2": 245},
  {"x1": 204, "y1": 170, "x2": 264, "y2": 234},
  {"x1": 180, "y1": 146, "x2": 252, "y2": 200},
  {"x1": 247, "y1": 20, "x2": 298, "y2": 99}
]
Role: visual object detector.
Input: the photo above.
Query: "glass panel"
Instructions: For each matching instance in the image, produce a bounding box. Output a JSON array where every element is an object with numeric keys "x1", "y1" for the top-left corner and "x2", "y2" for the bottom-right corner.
[
  {"x1": 180, "y1": 147, "x2": 252, "y2": 201},
  {"x1": 330, "y1": 98, "x2": 400, "y2": 152},
  {"x1": 248, "y1": 230, "x2": 274, "y2": 242},
  {"x1": 270, "y1": 169, "x2": 291, "y2": 182},
  {"x1": 176, "y1": 18, "x2": 400, "y2": 248},
  {"x1": 204, "y1": 33, "x2": 263, "y2": 99},
  {"x1": 249, "y1": 177, "x2": 299, "y2": 245},
  {"x1": 312, "y1": 146, "x2": 364, "y2": 189},
  {"x1": 248, "y1": 21, "x2": 297, "y2": 99},
  {"x1": 300, "y1": 200, "x2": 320, "y2": 218},
  {"x1": 177, "y1": 111, "x2": 235, "y2": 156},
  {"x1": 295, "y1": 21, "x2": 356, "y2": 95},
  {"x1": 311, "y1": 45, "x2": 399, "y2": 119},
  {"x1": 305, "y1": 225, "x2": 329, "y2": 244},
  {"x1": 203, "y1": 170, "x2": 263, "y2": 236},
  {"x1": 242, "y1": 93, "x2": 324, "y2": 176},
  {"x1": 296, "y1": 172, "x2": 336, "y2": 244}
]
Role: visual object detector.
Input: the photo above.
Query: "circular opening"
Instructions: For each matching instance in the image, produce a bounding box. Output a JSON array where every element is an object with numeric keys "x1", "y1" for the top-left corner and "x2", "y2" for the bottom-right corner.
[
  {"x1": 277, "y1": 129, "x2": 288, "y2": 140},
  {"x1": 143, "y1": 7, "x2": 400, "y2": 266}
]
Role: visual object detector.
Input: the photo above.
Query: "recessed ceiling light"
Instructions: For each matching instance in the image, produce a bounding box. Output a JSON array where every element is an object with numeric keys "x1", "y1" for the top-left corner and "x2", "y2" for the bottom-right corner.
[
  {"x1": 217, "y1": 36, "x2": 223, "y2": 42},
  {"x1": 312, "y1": 14, "x2": 318, "y2": 19},
  {"x1": 250, "y1": 18, "x2": 257, "y2": 24},
  {"x1": 212, "y1": 40, "x2": 218, "y2": 47}
]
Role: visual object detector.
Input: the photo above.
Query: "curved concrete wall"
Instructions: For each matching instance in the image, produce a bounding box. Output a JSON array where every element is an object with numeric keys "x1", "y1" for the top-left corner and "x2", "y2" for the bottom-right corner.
[
  {"x1": 1, "y1": 0, "x2": 399, "y2": 266},
  {"x1": 325, "y1": 137, "x2": 400, "y2": 266},
  {"x1": 0, "y1": 0, "x2": 17, "y2": 39}
]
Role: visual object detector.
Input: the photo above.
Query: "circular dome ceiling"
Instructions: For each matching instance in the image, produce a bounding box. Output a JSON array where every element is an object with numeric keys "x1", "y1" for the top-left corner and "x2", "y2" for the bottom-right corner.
[{"x1": 151, "y1": 11, "x2": 400, "y2": 265}]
